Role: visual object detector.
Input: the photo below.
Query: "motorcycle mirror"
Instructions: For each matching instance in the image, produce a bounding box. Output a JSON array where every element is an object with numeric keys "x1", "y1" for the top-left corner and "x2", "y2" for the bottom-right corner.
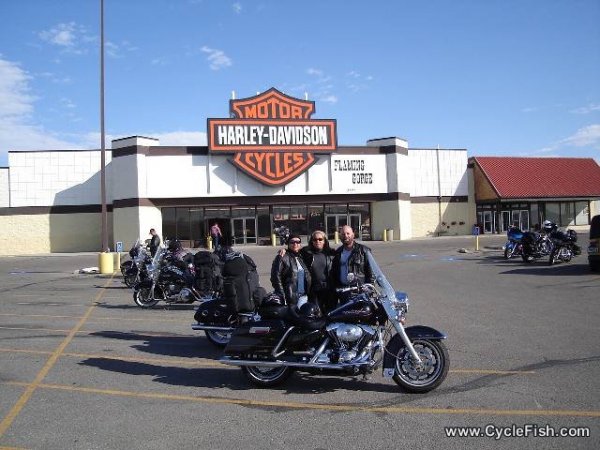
[{"x1": 347, "y1": 273, "x2": 356, "y2": 284}]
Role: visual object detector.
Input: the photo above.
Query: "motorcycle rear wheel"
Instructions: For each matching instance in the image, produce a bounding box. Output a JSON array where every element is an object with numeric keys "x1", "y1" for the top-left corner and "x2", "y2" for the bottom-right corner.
[
  {"x1": 133, "y1": 286, "x2": 160, "y2": 308},
  {"x1": 242, "y1": 365, "x2": 293, "y2": 387},
  {"x1": 391, "y1": 339, "x2": 449, "y2": 393},
  {"x1": 205, "y1": 330, "x2": 232, "y2": 347}
]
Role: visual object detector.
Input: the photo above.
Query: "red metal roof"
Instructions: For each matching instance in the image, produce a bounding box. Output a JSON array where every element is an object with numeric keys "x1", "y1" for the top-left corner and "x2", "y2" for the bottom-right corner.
[{"x1": 473, "y1": 157, "x2": 600, "y2": 198}]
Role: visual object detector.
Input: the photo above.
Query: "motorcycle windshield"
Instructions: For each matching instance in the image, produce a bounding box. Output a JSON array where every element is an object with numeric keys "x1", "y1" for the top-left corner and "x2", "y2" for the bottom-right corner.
[{"x1": 366, "y1": 251, "x2": 396, "y2": 307}]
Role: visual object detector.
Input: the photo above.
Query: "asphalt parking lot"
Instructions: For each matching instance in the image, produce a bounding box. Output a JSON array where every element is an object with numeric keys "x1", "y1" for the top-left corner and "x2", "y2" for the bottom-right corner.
[{"x1": 0, "y1": 234, "x2": 598, "y2": 449}]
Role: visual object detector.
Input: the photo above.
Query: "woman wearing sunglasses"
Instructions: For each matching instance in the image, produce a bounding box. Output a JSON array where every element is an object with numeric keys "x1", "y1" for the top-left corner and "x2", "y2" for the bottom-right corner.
[
  {"x1": 302, "y1": 230, "x2": 336, "y2": 312},
  {"x1": 270, "y1": 234, "x2": 311, "y2": 308}
]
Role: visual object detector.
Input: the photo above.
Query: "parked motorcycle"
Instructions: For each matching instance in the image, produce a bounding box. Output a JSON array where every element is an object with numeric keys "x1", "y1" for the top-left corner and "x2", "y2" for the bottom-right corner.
[
  {"x1": 548, "y1": 229, "x2": 580, "y2": 265},
  {"x1": 133, "y1": 243, "x2": 212, "y2": 308},
  {"x1": 220, "y1": 252, "x2": 450, "y2": 393},
  {"x1": 192, "y1": 251, "x2": 264, "y2": 347},
  {"x1": 503, "y1": 226, "x2": 524, "y2": 259},
  {"x1": 521, "y1": 221, "x2": 555, "y2": 263},
  {"x1": 120, "y1": 240, "x2": 151, "y2": 288}
]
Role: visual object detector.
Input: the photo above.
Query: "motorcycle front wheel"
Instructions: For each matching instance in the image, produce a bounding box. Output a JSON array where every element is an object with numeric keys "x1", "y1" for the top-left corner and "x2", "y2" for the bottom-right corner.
[
  {"x1": 133, "y1": 286, "x2": 160, "y2": 308},
  {"x1": 241, "y1": 365, "x2": 293, "y2": 387},
  {"x1": 205, "y1": 330, "x2": 232, "y2": 347},
  {"x1": 504, "y1": 244, "x2": 515, "y2": 259},
  {"x1": 391, "y1": 339, "x2": 449, "y2": 393}
]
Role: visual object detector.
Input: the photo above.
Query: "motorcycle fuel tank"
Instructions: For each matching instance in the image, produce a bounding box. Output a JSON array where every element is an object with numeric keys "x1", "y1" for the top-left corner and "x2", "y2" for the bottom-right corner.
[{"x1": 327, "y1": 298, "x2": 378, "y2": 324}]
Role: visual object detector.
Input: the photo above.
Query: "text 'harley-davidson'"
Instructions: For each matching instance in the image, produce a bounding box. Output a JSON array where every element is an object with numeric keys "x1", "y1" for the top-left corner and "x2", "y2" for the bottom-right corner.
[{"x1": 220, "y1": 252, "x2": 449, "y2": 393}]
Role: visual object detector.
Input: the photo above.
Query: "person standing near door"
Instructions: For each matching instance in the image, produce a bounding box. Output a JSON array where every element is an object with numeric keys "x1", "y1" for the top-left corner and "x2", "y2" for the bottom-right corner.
[{"x1": 210, "y1": 222, "x2": 223, "y2": 250}]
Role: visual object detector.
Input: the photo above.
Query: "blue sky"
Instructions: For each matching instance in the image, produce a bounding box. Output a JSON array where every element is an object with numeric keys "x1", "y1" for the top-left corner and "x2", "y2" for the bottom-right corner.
[{"x1": 1, "y1": 0, "x2": 599, "y2": 167}]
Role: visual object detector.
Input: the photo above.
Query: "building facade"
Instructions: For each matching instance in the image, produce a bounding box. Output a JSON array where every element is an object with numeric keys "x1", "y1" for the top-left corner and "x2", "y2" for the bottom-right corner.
[{"x1": 0, "y1": 136, "x2": 474, "y2": 255}]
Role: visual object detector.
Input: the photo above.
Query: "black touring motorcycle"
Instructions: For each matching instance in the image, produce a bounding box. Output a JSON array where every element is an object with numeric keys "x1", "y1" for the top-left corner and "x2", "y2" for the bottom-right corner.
[{"x1": 219, "y1": 252, "x2": 450, "y2": 393}]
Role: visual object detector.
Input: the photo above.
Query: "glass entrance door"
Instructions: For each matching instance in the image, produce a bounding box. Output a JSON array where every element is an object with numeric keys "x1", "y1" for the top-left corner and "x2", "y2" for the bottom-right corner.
[
  {"x1": 325, "y1": 214, "x2": 361, "y2": 239},
  {"x1": 482, "y1": 211, "x2": 494, "y2": 234},
  {"x1": 231, "y1": 217, "x2": 256, "y2": 245}
]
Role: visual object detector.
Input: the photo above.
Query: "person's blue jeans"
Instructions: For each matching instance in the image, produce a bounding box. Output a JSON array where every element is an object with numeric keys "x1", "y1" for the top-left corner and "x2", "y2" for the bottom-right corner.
[{"x1": 212, "y1": 235, "x2": 220, "y2": 249}]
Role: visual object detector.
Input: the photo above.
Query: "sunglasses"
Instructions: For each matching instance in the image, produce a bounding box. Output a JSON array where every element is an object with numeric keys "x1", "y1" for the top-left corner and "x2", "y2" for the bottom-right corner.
[
  {"x1": 289, "y1": 240, "x2": 301, "y2": 244},
  {"x1": 312, "y1": 237, "x2": 324, "y2": 241}
]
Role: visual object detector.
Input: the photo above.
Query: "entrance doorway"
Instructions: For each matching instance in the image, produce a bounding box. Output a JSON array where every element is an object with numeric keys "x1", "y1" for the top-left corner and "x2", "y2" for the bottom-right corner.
[
  {"x1": 325, "y1": 214, "x2": 361, "y2": 239},
  {"x1": 231, "y1": 217, "x2": 257, "y2": 245}
]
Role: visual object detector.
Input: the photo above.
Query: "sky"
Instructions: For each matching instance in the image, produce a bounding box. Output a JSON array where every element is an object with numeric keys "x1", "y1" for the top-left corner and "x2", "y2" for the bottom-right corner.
[{"x1": 0, "y1": 0, "x2": 599, "y2": 167}]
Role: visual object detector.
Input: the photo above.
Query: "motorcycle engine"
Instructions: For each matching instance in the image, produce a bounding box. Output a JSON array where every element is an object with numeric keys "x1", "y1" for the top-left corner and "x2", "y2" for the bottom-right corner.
[
  {"x1": 327, "y1": 323, "x2": 377, "y2": 363},
  {"x1": 328, "y1": 323, "x2": 363, "y2": 343}
]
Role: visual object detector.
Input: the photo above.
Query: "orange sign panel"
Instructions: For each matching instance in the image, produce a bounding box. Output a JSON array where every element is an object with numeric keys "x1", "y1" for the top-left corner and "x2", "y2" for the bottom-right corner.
[{"x1": 207, "y1": 88, "x2": 337, "y2": 186}]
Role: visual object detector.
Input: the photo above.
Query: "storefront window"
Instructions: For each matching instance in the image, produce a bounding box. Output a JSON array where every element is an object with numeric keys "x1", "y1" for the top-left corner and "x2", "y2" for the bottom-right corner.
[
  {"x1": 349, "y1": 203, "x2": 370, "y2": 240},
  {"x1": 176, "y1": 208, "x2": 191, "y2": 240},
  {"x1": 308, "y1": 205, "x2": 325, "y2": 233},
  {"x1": 257, "y1": 206, "x2": 271, "y2": 243},
  {"x1": 575, "y1": 202, "x2": 589, "y2": 225},
  {"x1": 190, "y1": 209, "x2": 204, "y2": 247},
  {"x1": 545, "y1": 203, "x2": 560, "y2": 225},
  {"x1": 162, "y1": 208, "x2": 176, "y2": 241},
  {"x1": 561, "y1": 202, "x2": 575, "y2": 227}
]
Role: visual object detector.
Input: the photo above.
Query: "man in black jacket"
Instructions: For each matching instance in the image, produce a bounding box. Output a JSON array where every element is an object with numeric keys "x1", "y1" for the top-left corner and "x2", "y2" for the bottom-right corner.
[
  {"x1": 270, "y1": 234, "x2": 311, "y2": 307},
  {"x1": 331, "y1": 225, "x2": 374, "y2": 288},
  {"x1": 149, "y1": 228, "x2": 161, "y2": 257}
]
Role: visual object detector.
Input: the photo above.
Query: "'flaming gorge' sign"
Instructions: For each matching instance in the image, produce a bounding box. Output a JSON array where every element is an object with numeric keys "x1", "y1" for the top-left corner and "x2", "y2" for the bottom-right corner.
[{"x1": 207, "y1": 88, "x2": 337, "y2": 186}]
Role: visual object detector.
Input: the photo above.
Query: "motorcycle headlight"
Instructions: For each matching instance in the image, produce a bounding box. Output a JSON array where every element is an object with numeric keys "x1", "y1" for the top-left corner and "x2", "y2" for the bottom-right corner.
[{"x1": 391, "y1": 291, "x2": 409, "y2": 313}]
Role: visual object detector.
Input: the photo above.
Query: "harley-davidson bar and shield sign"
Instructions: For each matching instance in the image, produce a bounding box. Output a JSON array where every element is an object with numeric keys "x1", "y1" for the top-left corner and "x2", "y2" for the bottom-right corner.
[{"x1": 207, "y1": 88, "x2": 337, "y2": 186}]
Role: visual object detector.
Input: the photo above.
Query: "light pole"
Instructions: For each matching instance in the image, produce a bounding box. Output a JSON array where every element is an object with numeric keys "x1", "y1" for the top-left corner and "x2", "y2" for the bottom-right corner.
[{"x1": 100, "y1": 0, "x2": 108, "y2": 252}]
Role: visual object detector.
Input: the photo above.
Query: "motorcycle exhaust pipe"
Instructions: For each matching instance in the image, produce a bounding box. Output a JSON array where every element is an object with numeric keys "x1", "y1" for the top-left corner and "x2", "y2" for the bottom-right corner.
[
  {"x1": 191, "y1": 324, "x2": 235, "y2": 332},
  {"x1": 219, "y1": 356, "x2": 370, "y2": 371}
]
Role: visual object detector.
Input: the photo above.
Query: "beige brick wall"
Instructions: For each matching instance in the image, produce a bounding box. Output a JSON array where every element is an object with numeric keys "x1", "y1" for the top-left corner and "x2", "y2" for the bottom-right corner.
[
  {"x1": 0, "y1": 213, "x2": 111, "y2": 255},
  {"x1": 411, "y1": 202, "x2": 473, "y2": 237}
]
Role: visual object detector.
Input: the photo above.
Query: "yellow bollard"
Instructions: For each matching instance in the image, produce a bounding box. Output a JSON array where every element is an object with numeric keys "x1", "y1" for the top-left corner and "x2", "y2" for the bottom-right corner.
[
  {"x1": 98, "y1": 252, "x2": 114, "y2": 274},
  {"x1": 271, "y1": 233, "x2": 277, "y2": 246},
  {"x1": 334, "y1": 231, "x2": 340, "y2": 244},
  {"x1": 207, "y1": 236, "x2": 213, "y2": 251},
  {"x1": 387, "y1": 229, "x2": 394, "y2": 241},
  {"x1": 383, "y1": 229, "x2": 387, "y2": 242},
  {"x1": 113, "y1": 252, "x2": 121, "y2": 270},
  {"x1": 476, "y1": 235, "x2": 480, "y2": 251}
]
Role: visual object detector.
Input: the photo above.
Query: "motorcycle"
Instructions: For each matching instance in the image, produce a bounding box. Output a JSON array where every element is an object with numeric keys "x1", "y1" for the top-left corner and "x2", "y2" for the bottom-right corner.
[
  {"x1": 220, "y1": 252, "x2": 450, "y2": 393},
  {"x1": 521, "y1": 221, "x2": 556, "y2": 263},
  {"x1": 548, "y1": 229, "x2": 580, "y2": 265},
  {"x1": 133, "y1": 244, "x2": 213, "y2": 308},
  {"x1": 503, "y1": 226, "x2": 524, "y2": 259},
  {"x1": 192, "y1": 252, "x2": 264, "y2": 347},
  {"x1": 120, "y1": 240, "x2": 151, "y2": 288}
]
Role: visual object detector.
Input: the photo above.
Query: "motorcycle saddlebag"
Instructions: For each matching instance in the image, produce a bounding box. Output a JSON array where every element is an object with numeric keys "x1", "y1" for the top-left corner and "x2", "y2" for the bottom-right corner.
[
  {"x1": 224, "y1": 319, "x2": 287, "y2": 355},
  {"x1": 193, "y1": 298, "x2": 235, "y2": 325}
]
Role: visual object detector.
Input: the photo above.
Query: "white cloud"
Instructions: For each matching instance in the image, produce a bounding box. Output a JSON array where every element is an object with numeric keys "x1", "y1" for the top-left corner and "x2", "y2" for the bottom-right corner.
[
  {"x1": 38, "y1": 22, "x2": 94, "y2": 55},
  {"x1": 569, "y1": 103, "x2": 600, "y2": 114},
  {"x1": 306, "y1": 68, "x2": 323, "y2": 77},
  {"x1": 232, "y1": 2, "x2": 242, "y2": 14},
  {"x1": 201, "y1": 46, "x2": 232, "y2": 70},
  {"x1": 318, "y1": 95, "x2": 338, "y2": 104},
  {"x1": 560, "y1": 124, "x2": 600, "y2": 147}
]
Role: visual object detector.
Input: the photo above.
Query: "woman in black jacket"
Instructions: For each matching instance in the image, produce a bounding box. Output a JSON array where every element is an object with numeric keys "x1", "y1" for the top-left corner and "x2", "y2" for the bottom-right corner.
[{"x1": 270, "y1": 234, "x2": 311, "y2": 307}]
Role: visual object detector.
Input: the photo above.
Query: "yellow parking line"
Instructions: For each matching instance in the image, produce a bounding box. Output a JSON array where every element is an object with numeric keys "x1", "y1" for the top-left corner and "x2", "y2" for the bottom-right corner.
[
  {"x1": 5, "y1": 381, "x2": 599, "y2": 418},
  {"x1": 0, "y1": 313, "x2": 184, "y2": 323},
  {"x1": 0, "y1": 274, "x2": 114, "y2": 439},
  {"x1": 0, "y1": 347, "x2": 537, "y2": 375}
]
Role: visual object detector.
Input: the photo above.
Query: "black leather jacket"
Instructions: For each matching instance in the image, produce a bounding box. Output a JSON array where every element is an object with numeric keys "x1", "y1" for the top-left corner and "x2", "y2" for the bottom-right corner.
[
  {"x1": 270, "y1": 251, "x2": 312, "y2": 306},
  {"x1": 331, "y1": 242, "x2": 374, "y2": 287},
  {"x1": 149, "y1": 235, "x2": 161, "y2": 257},
  {"x1": 300, "y1": 247, "x2": 335, "y2": 293}
]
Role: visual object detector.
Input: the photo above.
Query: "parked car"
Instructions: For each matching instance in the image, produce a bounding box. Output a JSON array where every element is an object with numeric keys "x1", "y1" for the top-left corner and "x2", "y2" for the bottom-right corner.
[{"x1": 589, "y1": 215, "x2": 600, "y2": 272}]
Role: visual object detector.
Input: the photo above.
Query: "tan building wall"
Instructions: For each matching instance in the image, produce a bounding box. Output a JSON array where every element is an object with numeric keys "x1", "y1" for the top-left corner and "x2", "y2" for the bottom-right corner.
[
  {"x1": 0, "y1": 213, "x2": 111, "y2": 255},
  {"x1": 371, "y1": 199, "x2": 412, "y2": 240},
  {"x1": 411, "y1": 202, "x2": 473, "y2": 237},
  {"x1": 113, "y1": 206, "x2": 162, "y2": 251}
]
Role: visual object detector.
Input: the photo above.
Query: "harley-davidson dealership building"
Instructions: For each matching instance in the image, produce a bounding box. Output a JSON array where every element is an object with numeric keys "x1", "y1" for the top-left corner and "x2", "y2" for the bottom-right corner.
[{"x1": 0, "y1": 89, "x2": 599, "y2": 255}]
